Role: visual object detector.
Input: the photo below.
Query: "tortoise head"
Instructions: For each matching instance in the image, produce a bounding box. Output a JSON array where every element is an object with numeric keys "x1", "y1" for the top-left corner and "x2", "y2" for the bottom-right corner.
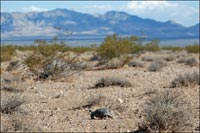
[{"x1": 90, "y1": 113, "x2": 95, "y2": 119}]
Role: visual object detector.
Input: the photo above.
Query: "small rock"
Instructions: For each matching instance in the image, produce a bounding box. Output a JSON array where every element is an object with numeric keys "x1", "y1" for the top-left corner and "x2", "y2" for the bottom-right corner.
[
  {"x1": 117, "y1": 98, "x2": 123, "y2": 103},
  {"x1": 53, "y1": 91, "x2": 63, "y2": 98}
]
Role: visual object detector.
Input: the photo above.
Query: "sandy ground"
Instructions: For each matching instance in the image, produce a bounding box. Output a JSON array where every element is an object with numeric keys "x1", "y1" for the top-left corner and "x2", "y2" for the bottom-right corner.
[{"x1": 1, "y1": 51, "x2": 199, "y2": 132}]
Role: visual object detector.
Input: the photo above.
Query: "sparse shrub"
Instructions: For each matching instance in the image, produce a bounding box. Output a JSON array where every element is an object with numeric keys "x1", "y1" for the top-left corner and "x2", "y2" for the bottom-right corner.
[
  {"x1": 0, "y1": 45, "x2": 16, "y2": 62},
  {"x1": 35, "y1": 43, "x2": 69, "y2": 57},
  {"x1": 142, "y1": 89, "x2": 191, "y2": 132},
  {"x1": 144, "y1": 40, "x2": 160, "y2": 52},
  {"x1": 6, "y1": 60, "x2": 19, "y2": 71},
  {"x1": 24, "y1": 50, "x2": 68, "y2": 80},
  {"x1": 86, "y1": 94, "x2": 106, "y2": 107},
  {"x1": 1, "y1": 85, "x2": 21, "y2": 93},
  {"x1": 128, "y1": 60, "x2": 144, "y2": 67},
  {"x1": 161, "y1": 46, "x2": 184, "y2": 52},
  {"x1": 93, "y1": 77, "x2": 132, "y2": 88},
  {"x1": 1, "y1": 95, "x2": 25, "y2": 114},
  {"x1": 1, "y1": 113, "x2": 43, "y2": 132},
  {"x1": 142, "y1": 56, "x2": 154, "y2": 62},
  {"x1": 39, "y1": 57, "x2": 67, "y2": 80},
  {"x1": 24, "y1": 54, "x2": 44, "y2": 73},
  {"x1": 184, "y1": 57, "x2": 198, "y2": 66},
  {"x1": 147, "y1": 59, "x2": 166, "y2": 72},
  {"x1": 106, "y1": 58, "x2": 123, "y2": 69},
  {"x1": 70, "y1": 61, "x2": 88, "y2": 70},
  {"x1": 69, "y1": 46, "x2": 95, "y2": 53},
  {"x1": 185, "y1": 44, "x2": 199, "y2": 53},
  {"x1": 177, "y1": 57, "x2": 186, "y2": 63},
  {"x1": 171, "y1": 71, "x2": 200, "y2": 88},
  {"x1": 162, "y1": 55, "x2": 175, "y2": 62}
]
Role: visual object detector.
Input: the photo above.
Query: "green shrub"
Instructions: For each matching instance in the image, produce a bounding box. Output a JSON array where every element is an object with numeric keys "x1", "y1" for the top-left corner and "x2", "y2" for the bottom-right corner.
[
  {"x1": 0, "y1": 45, "x2": 17, "y2": 62},
  {"x1": 69, "y1": 46, "x2": 95, "y2": 53},
  {"x1": 97, "y1": 34, "x2": 141, "y2": 59},
  {"x1": 161, "y1": 46, "x2": 184, "y2": 52},
  {"x1": 24, "y1": 54, "x2": 44, "y2": 73},
  {"x1": 35, "y1": 43, "x2": 69, "y2": 57},
  {"x1": 185, "y1": 44, "x2": 199, "y2": 53},
  {"x1": 144, "y1": 39, "x2": 160, "y2": 52}
]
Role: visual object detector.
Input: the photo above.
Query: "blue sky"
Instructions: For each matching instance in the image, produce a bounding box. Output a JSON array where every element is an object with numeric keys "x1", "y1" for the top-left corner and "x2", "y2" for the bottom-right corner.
[{"x1": 1, "y1": 1, "x2": 199, "y2": 27}]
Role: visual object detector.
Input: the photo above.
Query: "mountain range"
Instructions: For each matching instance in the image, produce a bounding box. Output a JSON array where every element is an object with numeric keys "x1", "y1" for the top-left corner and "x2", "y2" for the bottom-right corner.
[{"x1": 1, "y1": 8, "x2": 199, "y2": 40}]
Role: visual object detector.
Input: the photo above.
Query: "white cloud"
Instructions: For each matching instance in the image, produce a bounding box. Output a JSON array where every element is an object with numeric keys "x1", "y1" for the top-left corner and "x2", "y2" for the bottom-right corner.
[
  {"x1": 123, "y1": 1, "x2": 199, "y2": 26},
  {"x1": 86, "y1": 5, "x2": 112, "y2": 10},
  {"x1": 23, "y1": 5, "x2": 48, "y2": 12},
  {"x1": 83, "y1": 5, "x2": 113, "y2": 14}
]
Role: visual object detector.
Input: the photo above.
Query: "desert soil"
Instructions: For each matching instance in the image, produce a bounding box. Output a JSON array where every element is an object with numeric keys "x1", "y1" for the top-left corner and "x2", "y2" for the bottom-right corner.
[{"x1": 1, "y1": 51, "x2": 199, "y2": 132}]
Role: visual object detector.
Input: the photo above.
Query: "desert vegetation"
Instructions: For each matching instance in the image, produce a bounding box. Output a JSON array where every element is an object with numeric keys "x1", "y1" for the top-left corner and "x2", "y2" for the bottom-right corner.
[
  {"x1": 140, "y1": 89, "x2": 191, "y2": 132},
  {"x1": 1, "y1": 34, "x2": 199, "y2": 132}
]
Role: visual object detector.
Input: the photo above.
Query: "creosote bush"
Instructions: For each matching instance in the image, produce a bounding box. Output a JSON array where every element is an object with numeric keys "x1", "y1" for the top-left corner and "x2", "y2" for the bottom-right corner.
[
  {"x1": 171, "y1": 70, "x2": 200, "y2": 88},
  {"x1": 0, "y1": 45, "x2": 16, "y2": 62},
  {"x1": 97, "y1": 34, "x2": 141, "y2": 59},
  {"x1": 141, "y1": 89, "x2": 191, "y2": 132},
  {"x1": 144, "y1": 39, "x2": 160, "y2": 52},
  {"x1": 185, "y1": 44, "x2": 199, "y2": 53},
  {"x1": 93, "y1": 76, "x2": 132, "y2": 88},
  {"x1": 24, "y1": 54, "x2": 44, "y2": 73},
  {"x1": 161, "y1": 46, "x2": 184, "y2": 52}
]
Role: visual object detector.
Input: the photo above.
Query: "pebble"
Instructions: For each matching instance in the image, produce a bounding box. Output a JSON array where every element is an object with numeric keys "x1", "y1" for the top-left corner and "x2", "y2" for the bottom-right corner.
[{"x1": 117, "y1": 98, "x2": 123, "y2": 103}]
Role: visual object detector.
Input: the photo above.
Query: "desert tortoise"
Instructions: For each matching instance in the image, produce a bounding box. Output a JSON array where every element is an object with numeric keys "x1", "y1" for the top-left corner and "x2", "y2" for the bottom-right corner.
[{"x1": 90, "y1": 108, "x2": 115, "y2": 119}]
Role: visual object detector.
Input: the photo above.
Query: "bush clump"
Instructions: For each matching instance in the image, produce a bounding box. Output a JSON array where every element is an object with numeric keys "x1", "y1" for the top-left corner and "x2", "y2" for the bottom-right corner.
[
  {"x1": 105, "y1": 58, "x2": 123, "y2": 69},
  {"x1": 93, "y1": 77, "x2": 132, "y2": 88},
  {"x1": 141, "y1": 56, "x2": 154, "y2": 62},
  {"x1": 147, "y1": 59, "x2": 166, "y2": 72},
  {"x1": 184, "y1": 57, "x2": 198, "y2": 66},
  {"x1": 1, "y1": 95, "x2": 25, "y2": 114},
  {"x1": 144, "y1": 40, "x2": 160, "y2": 52},
  {"x1": 141, "y1": 89, "x2": 191, "y2": 132},
  {"x1": 185, "y1": 44, "x2": 199, "y2": 53},
  {"x1": 128, "y1": 60, "x2": 144, "y2": 67},
  {"x1": 0, "y1": 45, "x2": 16, "y2": 62},
  {"x1": 97, "y1": 34, "x2": 141, "y2": 59},
  {"x1": 171, "y1": 71, "x2": 200, "y2": 88},
  {"x1": 161, "y1": 46, "x2": 184, "y2": 52},
  {"x1": 162, "y1": 55, "x2": 175, "y2": 62}
]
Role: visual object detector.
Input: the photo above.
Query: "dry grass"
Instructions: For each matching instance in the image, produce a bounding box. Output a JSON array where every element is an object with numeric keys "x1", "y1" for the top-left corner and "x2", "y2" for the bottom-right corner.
[
  {"x1": 142, "y1": 56, "x2": 154, "y2": 62},
  {"x1": 184, "y1": 57, "x2": 198, "y2": 66},
  {"x1": 106, "y1": 58, "x2": 123, "y2": 69},
  {"x1": 171, "y1": 70, "x2": 200, "y2": 88},
  {"x1": 141, "y1": 89, "x2": 191, "y2": 132},
  {"x1": 147, "y1": 59, "x2": 166, "y2": 72},
  {"x1": 1, "y1": 94, "x2": 25, "y2": 114},
  {"x1": 128, "y1": 60, "x2": 144, "y2": 67}
]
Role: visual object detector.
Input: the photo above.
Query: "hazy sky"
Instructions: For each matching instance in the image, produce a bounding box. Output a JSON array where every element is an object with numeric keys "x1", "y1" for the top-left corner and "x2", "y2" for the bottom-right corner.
[{"x1": 1, "y1": 1, "x2": 199, "y2": 27}]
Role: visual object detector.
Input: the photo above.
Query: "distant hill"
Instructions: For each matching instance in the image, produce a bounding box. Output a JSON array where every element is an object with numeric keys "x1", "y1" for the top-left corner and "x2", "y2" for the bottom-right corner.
[{"x1": 1, "y1": 9, "x2": 199, "y2": 40}]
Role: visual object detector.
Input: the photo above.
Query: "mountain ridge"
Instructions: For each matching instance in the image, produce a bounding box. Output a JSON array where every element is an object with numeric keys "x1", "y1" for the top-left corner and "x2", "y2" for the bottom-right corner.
[{"x1": 1, "y1": 8, "x2": 199, "y2": 40}]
